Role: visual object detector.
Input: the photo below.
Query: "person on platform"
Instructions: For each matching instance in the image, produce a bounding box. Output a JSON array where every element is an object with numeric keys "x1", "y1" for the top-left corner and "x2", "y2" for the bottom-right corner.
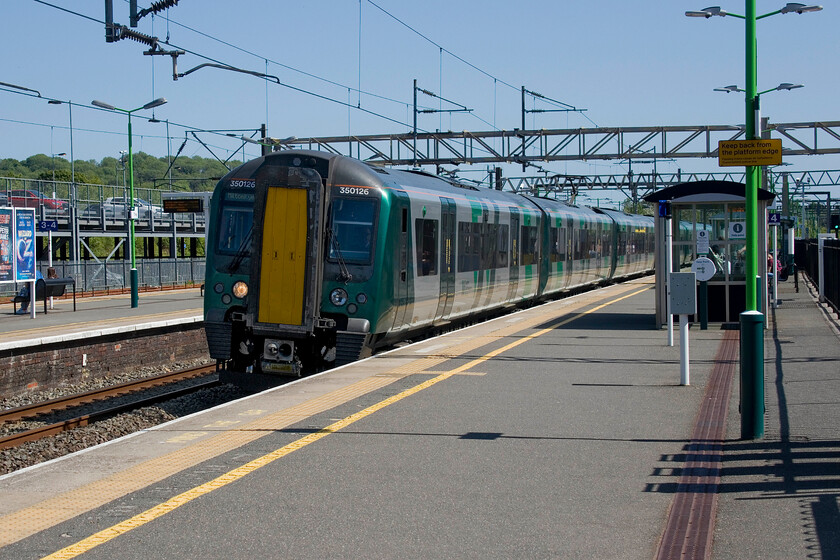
[{"x1": 16, "y1": 269, "x2": 43, "y2": 314}]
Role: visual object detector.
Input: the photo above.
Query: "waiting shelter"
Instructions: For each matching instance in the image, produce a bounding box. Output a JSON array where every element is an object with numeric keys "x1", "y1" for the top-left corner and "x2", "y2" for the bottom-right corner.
[{"x1": 644, "y1": 181, "x2": 776, "y2": 326}]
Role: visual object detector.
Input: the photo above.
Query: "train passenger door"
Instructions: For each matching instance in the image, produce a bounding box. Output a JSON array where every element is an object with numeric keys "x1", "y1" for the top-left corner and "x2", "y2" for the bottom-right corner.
[
  {"x1": 507, "y1": 211, "x2": 519, "y2": 302},
  {"x1": 391, "y1": 191, "x2": 413, "y2": 330},
  {"x1": 435, "y1": 197, "x2": 456, "y2": 321}
]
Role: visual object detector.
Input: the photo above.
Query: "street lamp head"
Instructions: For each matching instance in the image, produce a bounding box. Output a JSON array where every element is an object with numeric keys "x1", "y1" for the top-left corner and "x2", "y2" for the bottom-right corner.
[
  {"x1": 142, "y1": 97, "x2": 167, "y2": 110},
  {"x1": 780, "y1": 3, "x2": 822, "y2": 14},
  {"x1": 686, "y1": 6, "x2": 728, "y2": 17},
  {"x1": 714, "y1": 85, "x2": 745, "y2": 93},
  {"x1": 91, "y1": 99, "x2": 116, "y2": 110},
  {"x1": 776, "y1": 82, "x2": 804, "y2": 91}
]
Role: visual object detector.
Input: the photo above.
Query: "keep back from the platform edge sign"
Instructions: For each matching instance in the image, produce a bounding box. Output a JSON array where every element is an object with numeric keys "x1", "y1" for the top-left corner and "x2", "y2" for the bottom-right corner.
[{"x1": 718, "y1": 139, "x2": 782, "y2": 167}]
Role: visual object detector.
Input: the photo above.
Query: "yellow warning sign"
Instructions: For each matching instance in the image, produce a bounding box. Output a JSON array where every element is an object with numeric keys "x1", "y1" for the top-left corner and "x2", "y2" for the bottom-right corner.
[{"x1": 718, "y1": 139, "x2": 782, "y2": 167}]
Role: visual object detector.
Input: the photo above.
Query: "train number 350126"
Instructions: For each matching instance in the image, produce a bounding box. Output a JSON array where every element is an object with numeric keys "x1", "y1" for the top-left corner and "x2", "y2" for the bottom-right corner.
[{"x1": 337, "y1": 186, "x2": 371, "y2": 196}]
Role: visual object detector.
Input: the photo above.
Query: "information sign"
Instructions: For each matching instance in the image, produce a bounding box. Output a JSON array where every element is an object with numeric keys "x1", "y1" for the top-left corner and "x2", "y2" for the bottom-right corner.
[
  {"x1": 691, "y1": 257, "x2": 716, "y2": 282},
  {"x1": 38, "y1": 220, "x2": 58, "y2": 232},
  {"x1": 768, "y1": 212, "x2": 781, "y2": 226},
  {"x1": 696, "y1": 230, "x2": 710, "y2": 255},
  {"x1": 729, "y1": 221, "x2": 746, "y2": 240},
  {"x1": 718, "y1": 139, "x2": 782, "y2": 167}
]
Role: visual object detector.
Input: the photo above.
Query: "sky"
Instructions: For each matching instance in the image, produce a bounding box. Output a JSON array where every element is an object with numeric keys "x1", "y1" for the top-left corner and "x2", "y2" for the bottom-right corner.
[{"x1": 2, "y1": 1, "x2": 838, "y2": 203}]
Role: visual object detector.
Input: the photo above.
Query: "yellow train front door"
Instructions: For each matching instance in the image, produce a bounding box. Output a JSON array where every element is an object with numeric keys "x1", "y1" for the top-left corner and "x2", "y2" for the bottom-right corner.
[{"x1": 258, "y1": 186, "x2": 308, "y2": 325}]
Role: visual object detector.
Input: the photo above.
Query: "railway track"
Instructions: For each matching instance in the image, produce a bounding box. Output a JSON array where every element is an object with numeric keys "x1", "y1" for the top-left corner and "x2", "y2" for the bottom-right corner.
[{"x1": 0, "y1": 365, "x2": 220, "y2": 451}]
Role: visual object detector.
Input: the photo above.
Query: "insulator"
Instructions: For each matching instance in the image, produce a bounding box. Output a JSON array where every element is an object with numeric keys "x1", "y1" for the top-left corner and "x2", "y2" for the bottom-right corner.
[
  {"x1": 116, "y1": 26, "x2": 158, "y2": 48},
  {"x1": 147, "y1": 0, "x2": 178, "y2": 15}
]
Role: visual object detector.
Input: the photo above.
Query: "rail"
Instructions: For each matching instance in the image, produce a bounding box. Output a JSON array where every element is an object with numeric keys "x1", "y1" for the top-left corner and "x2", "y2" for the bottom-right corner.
[{"x1": 0, "y1": 365, "x2": 218, "y2": 450}]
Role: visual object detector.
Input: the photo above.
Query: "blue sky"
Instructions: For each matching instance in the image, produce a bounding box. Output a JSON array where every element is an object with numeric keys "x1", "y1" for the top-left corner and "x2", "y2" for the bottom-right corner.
[{"x1": 2, "y1": 1, "x2": 837, "y2": 199}]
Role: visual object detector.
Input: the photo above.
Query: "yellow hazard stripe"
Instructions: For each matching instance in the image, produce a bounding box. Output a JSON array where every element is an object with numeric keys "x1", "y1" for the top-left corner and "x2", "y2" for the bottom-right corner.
[{"x1": 41, "y1": 287, "x2": 647, "y2": 560}]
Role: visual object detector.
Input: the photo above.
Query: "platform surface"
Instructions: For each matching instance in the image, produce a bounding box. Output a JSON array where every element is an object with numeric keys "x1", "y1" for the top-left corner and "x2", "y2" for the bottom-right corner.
[
  {"x1": 0, "y1": 288, "x2": 203, "y2": 350},
  {"x1": 0, "y1": 275, "x2": 837, "y2": 559}
]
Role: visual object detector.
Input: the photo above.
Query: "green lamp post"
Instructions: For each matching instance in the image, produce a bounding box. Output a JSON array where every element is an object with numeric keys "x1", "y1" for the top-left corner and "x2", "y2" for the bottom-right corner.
[
  {"x1": 686, "y1": 2, "x2": 821, "y2": 439},
  {"x1": 91, "y1": 97, "x2": 168, "y2": 308}
]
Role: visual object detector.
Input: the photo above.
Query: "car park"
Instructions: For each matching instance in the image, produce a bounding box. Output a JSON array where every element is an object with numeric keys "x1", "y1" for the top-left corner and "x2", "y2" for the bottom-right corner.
[
  {"x1": 8, "y1": 189, "x2": 67, "y2": 210},
  {"x1": 81, "y1": 197, "x2": 163, "y2": 220}
]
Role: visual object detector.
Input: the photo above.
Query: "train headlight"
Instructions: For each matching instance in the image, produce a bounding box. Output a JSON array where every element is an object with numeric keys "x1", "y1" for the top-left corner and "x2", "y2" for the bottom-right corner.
[
  {"x1": 232, "y1": 281, "x2": 249, "y2": 299},
  {"x1": 213, "y1": 282, "x2": 225, "y2": 294},
  {"x1": 356, "y1": 293, "x2": 368, "y2": 304},
  {"x1": 329, "y1": 288, "x2": 348, "y2": 307}
]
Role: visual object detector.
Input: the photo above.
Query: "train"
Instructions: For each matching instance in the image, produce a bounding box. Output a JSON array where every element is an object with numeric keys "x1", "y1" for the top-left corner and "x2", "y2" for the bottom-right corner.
[{"x1": 203, "y1": 150, "x2": 656, "y2": 382}]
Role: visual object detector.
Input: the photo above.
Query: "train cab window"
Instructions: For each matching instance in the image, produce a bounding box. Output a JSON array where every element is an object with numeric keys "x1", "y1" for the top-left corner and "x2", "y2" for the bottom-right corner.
[
  {"x1": 520, "y1": 225, "x2": 539, "y2": 266},
  {"x1": 217, "y1": 206, "x2": 254, "y2": 256},
  {"x1": 329, "y1": 198, "x2": 377, "y2": 264},
  {"x1": 415, "y1": 218, "x2": 438, "y2": 276}
]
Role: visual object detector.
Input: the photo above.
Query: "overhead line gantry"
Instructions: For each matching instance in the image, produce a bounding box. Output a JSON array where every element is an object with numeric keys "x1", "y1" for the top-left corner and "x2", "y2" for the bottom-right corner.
[{"x1": 277, "y1": 120, "x2": 840, "y2": 168}]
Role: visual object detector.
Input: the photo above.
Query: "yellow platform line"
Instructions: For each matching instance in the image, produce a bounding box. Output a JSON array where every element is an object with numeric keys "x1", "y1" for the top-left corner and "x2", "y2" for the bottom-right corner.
[{"x1": 37, "y1": 286, "x2": 647, "y2": 560}]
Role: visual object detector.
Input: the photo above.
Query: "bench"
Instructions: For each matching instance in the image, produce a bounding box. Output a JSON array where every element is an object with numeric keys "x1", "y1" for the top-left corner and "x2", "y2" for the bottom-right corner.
[{"x1": 13, "y1": 277, "x2": 77, "y2": 314}]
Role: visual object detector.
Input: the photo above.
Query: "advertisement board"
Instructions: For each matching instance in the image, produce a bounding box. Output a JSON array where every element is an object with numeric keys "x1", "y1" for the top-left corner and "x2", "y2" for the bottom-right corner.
[
  {"x1": 0, "y1": 208, "x2": 13, "y2": 283},
  {"x1": 14, "y1": 208, "x2": 36, "y2": 282}
]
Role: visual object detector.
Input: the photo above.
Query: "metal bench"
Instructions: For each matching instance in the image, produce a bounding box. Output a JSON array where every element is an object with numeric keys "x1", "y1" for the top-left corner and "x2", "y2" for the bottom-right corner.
[{"x1": 13, "y1": 277, "x2": 77, "y2": 314}]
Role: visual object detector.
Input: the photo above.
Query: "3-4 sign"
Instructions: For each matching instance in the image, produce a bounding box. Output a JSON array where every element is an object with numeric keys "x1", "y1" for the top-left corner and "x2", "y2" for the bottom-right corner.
[
  {"x1": 38, "y1": 220, "x2": 58, "y2": 232},
  {"x1": 769, "y1": 212, "x2": 781, "y2": 226}
]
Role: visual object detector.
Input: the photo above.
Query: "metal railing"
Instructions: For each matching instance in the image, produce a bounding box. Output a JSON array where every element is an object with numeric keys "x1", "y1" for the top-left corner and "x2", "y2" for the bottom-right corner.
[
  {"x1": 796, "y1": 238, "x2": 840, "y2": 315},
  {"x1": 1, "y1": 177, "x2": 209, "y2": 235},
  {"x1": 2, "y1": 258, "x2": 206, "y2": 298}
]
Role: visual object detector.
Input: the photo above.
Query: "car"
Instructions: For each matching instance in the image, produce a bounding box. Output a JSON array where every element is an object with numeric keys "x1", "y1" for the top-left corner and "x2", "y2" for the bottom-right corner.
[
  {"x1": 87, "y1": 197, "x2": 164, "y2": 220},
  {"x1": 0, "y1": 192, "x2": 8, "y2": 206},
  {"x1": 9, "y1": 189, "x2": 67, "y2": 210}
]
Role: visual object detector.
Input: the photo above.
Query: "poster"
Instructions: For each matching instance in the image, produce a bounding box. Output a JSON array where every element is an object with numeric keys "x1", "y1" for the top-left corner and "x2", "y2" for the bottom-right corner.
[
  {"x1": 0, "y1": 208, "x2": 12, "y2": 283},
  {"x1": 15, "y1": 208, "x2": 35, "y2": 282}
]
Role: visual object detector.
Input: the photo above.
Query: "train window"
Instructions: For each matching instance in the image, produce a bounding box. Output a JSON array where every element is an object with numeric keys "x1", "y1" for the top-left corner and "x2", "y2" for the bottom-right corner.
[
  {"x1": 457, "y1": 221, "x2": 480, "y2": 272},
  {"x1": 415, "y1": 218, "x2": 438, "y2": 276},
  {"x1": 550, "y1": 227, "x2": 566, "y2": 263},
  {"x1": 482, "y1": 223, "x2": 497, "y2": 269},
  {"x1": 217, "y1": 206, "x2": 253, "y2": 256},
  {"x1": 329, "y1": 198, "x2": 377, "y2": 264},
  {"x1": 574, "y1": 228, "x2": 588, "y2": 261},
  {"x1": 496, "y1": 224, "x2": 509, "y2": 268},
  {"x1": 520, "y1": 225, "x2": 539, "y2": 266}
]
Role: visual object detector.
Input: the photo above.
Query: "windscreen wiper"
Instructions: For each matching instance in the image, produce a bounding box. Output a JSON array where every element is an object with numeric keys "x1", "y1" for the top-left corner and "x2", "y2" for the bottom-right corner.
[
  {"x1": 226, "y1": 225, "x2": 254, "y2": 274},
  {"x1": 327, "y1": 228, "x2": 352, "y2": 284}
]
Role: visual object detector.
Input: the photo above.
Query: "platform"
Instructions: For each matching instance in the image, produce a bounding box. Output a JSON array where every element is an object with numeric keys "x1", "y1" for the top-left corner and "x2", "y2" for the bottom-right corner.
[
  {"x1": 0, "y1": 288, "x2": 203, "y2": 350},
  {"x1": 0, "y1": 275, "x2": 838, "y2": 559}
]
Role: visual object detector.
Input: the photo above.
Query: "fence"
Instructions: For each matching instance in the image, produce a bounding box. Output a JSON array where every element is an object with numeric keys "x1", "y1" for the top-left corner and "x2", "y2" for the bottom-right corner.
[
  {"x1": 795, "y1": 238, "x2": 840, "y2": 315},
  {"x1": 1, "y1": 258, "x2": 206, "y2": 298}
]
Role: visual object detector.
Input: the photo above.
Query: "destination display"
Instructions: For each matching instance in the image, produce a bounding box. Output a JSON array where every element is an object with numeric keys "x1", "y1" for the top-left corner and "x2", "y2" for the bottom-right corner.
[{"x1": 163, "y1": 198, "x2": 204, "y2": 213}]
